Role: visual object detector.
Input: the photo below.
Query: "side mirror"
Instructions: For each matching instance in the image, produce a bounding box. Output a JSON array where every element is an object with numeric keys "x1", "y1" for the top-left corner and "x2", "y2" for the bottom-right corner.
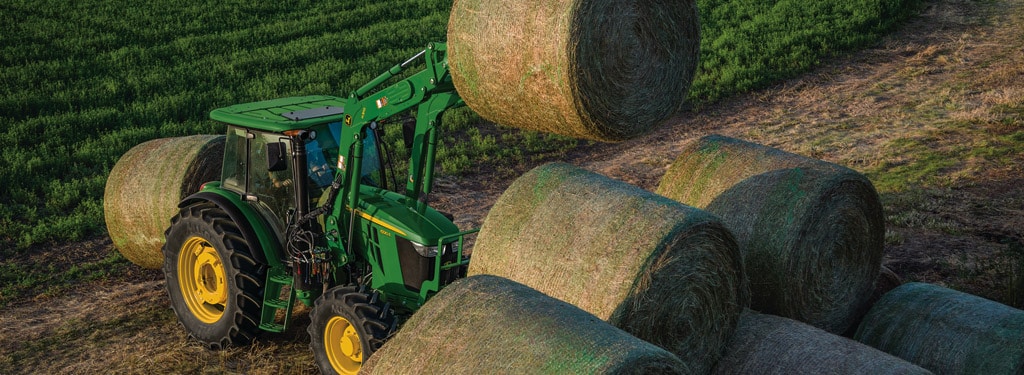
[{"x1": 266, "y1": 142, "x2": 288, "y2": 172}]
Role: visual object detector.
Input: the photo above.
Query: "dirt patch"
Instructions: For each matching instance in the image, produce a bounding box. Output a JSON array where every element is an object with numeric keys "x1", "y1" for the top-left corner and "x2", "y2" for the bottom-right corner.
[{"x1": 2, "y1": 0, "x2": 1022, "y2": 373}]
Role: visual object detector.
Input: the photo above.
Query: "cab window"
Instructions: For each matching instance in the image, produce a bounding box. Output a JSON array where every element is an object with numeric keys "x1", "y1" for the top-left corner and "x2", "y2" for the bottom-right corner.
[{"x1": 360, "y1": 127, "x2": 386, "y2": 190}]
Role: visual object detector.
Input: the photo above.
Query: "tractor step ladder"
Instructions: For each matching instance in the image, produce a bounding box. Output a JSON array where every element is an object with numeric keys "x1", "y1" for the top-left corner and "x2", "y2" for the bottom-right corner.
[{"x1": 259, "y1": 268, "x2": 295, "y2": 333}]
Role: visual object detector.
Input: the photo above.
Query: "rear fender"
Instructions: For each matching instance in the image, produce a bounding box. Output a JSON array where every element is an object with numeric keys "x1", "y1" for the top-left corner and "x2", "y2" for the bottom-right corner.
[{"x1": 178, "y1": 189, "x2": 285, "y2": 268}]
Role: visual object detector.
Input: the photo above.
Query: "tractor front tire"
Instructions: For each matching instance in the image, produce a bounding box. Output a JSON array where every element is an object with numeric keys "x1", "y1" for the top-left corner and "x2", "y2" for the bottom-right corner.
[
  {"x1": 309, "y1": 285, "x2": 396, "y2": 375},
  {"x1": 162, "y1": 202, "x2": 265, "y2": 349}
]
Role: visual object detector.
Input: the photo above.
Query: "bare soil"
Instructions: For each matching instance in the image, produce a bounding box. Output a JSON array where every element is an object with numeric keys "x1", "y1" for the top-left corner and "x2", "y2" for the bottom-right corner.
[{"x1": 3, "y1": 0, "x2": 1022, "y2": 373}]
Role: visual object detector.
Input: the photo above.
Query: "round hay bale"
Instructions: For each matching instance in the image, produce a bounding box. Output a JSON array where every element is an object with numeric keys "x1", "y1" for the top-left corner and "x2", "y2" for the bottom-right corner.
[
  {"x1": 470, "y1": 162, "x2": 747, "y2": 374},
  {"x1": 853, "y1": 282, "x2": 1024, "y2": 374},
  {"x1": 713, "y1": 311, "x2": 932, "y2": 375},
  {"x1": 362, "y1": 275, "x2": 686, "y2": 374},
  {"x1": 655, "y1": 134, "x2": 884, "y2": 334},
  {"x1": 104, "y1": 135, "x2": 224, "y2": 269},
  {"x1": 447, "y1": 0, "x2": 701, "y2": 142}
]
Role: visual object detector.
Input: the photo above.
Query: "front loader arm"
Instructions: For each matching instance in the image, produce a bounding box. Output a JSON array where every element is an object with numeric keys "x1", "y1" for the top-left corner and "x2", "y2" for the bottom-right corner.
[
  {"x1": 337, "y1": 42, "x2": 464, "y2": 204},
  {"x1": 328, "y1": 42, "x2": 466, "y2": 265}
]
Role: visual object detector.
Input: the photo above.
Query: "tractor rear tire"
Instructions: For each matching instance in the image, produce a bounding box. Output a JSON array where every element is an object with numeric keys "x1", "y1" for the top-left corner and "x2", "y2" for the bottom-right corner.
[
  {"x1": 308, "y1": 285, "x2": 396, "y2": 375},
  {"x1": 162, "y1": 202, "x2": 265, "y2": 349}
]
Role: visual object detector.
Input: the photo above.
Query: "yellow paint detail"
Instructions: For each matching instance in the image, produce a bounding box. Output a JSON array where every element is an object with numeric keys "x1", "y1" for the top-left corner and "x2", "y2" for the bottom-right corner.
[
  {"x1": 345, "y1": 206, "x2": 407, "y2": 237},
  {"x1": 178, "y1": 236, "x2": 226, "y2": 324},
  {"x1": 324, "y1": 316, "x2": 362, "y2": 374},
  {"x1": 378, "y1": 229, "x2": 392, "y2": 237}
]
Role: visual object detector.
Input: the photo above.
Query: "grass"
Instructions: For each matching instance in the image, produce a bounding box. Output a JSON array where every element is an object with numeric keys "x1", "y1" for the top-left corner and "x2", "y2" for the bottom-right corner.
[
  {"x1": 0, "y1": 239, "x2": 136, "y2": 308},
  {"x1": 691, "y1": 0, "x2": 922, "y2": 103}
]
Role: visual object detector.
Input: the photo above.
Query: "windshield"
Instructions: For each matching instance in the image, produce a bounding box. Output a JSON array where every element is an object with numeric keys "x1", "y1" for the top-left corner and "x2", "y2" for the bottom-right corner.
[
  {"x1": 305, "y1": 122, "x2": 387, "y2": 196},
  {"x1": 306, "y1": 123, "x2": 340, "y2": 190}
]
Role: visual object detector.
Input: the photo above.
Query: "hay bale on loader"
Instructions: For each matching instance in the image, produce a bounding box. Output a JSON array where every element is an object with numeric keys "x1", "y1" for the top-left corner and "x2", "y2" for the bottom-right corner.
[
  {"x1": 104, "y1": 135, "x2": 224, "y2": 269},
  {"x1": 853, "y1": 282, "x2": 1024, "y2": 374},
  {"x1": 447, "y1": 0, "x2": 701, "y2": 142},
  {"x1": 713, "y1": 311, "x2": 932, "y2": 374},
  {"x1": 470, "y1": 162, "x2": 748, "y2": 374},
  {"x1": 362, "y1": 275, "x2": 687, "y2": 374},
  {"x1": 656, "y1": 134, "x2": 884, "y2": 334}
]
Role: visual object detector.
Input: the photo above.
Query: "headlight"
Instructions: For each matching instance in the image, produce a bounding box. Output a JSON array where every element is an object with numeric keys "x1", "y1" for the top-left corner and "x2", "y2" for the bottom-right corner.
[
  {"x1": 411, "y1": 242, "x2": 438, "y2": 257},
  {"x1": 410, "y1": 241, "x2": 458, "y2": 257}
]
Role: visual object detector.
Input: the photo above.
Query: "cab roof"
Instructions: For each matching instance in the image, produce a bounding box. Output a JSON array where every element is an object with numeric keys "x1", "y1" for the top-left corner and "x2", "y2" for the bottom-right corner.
[{"x1": 210, "y1": 95, "x2": 348, "y2": 132}]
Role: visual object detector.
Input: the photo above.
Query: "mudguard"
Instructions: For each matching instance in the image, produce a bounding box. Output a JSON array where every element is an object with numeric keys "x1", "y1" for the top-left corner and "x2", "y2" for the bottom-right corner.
[{"x1": 177, "y1": 185, "x2": 285, "y2": 268}]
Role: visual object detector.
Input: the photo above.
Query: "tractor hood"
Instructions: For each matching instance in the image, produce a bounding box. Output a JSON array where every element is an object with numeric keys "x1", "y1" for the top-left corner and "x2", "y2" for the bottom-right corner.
[{"x1": 353, "y1": 185, "x2": 459, "y2": 246}]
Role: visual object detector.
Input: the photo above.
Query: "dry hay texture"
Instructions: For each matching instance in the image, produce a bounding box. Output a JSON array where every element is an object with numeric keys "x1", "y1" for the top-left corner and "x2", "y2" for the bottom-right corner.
[
  {"x1": 447, "y1": 0, "x2": 700, "y2": 142},
  {"x1": 362, "y1": 275, "x2": 686, "y2": 374},
  {"x1": 713, "y1": 310, "x2": 932, "y2": 375},
  {"x1": 104, "y1": 135, "x2": 225, "y2": 269},
  {"x1": 853, "y1": 282, "x2": 1024, "y2": 374},
  {"x1": 470, "y1": 162, "x2": 748, "y2": 374},
  {"x1": 655, "y1": 134, "x2": 884, "y2": 334}
]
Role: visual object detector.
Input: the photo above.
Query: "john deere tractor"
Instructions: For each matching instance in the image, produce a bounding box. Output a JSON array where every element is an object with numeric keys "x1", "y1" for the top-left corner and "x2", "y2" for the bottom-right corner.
[{"x1": 162, "y1": 42, "x2": 475, "y2": 374}]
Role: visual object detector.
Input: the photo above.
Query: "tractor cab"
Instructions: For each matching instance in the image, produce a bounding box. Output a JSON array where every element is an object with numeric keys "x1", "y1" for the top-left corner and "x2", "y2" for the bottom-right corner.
[{"x1": 211, "y1": 95, "x2": 387, "y2": 238}]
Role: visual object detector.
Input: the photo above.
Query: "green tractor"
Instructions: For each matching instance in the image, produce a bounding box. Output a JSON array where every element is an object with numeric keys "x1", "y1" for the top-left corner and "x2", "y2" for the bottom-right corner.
[{"x1": 161, "y1": 42, "x2": 475, "y2": 374}]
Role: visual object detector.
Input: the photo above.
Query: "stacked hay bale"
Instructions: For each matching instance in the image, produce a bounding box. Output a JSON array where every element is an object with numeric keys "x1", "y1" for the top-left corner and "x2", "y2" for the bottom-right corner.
[
  {"x1": 656, "y1": 135, "x2": 884, "y2": 334},
  {"x1": 854, "y1": 282, "x2": 1024, "y2": 374},
  {"x1": 447, "y1": 0, "x2": 700, "y2": 142},
  {"x1": 362, "y1": 275, "x2": 687, "y2": 374},
  {"x1": 470, "y1": 162, "x2": 748, "y2": 374},
  {"x1": 713, "y1": 311, "x2": 932, "y2": 374},
  {"x1": 104, "y1": 135, "x2": 224, "y2": 269}
]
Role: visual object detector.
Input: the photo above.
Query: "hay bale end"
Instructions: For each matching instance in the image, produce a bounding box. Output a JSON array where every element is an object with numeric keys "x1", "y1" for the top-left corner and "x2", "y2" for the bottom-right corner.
[
  {"x1": 447, "y1": 0, "x2": 701, "y2": 142},
  {"x1": 104, "y1": 135, "x2": 224, "y2": 269},
  {"x1": 656, "y1": 134, "x2": 884, "y2": 334}
]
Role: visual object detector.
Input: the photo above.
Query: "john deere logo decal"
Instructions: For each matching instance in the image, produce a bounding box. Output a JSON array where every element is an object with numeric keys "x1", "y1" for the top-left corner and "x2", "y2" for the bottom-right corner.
[{"x1": 344, "y1": 114, "x2": 352, "y2": 126}]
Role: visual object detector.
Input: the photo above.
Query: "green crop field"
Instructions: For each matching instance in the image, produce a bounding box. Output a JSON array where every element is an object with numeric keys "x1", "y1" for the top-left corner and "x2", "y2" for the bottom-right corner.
[{"x1": 0, "y1": 0, "x2": 920, "y2": 256}]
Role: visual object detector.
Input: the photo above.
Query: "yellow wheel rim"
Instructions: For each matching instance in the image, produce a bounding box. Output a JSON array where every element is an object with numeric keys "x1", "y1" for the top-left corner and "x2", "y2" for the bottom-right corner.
[
  {"x1": 177, "y1": 236, "x2": 227, "y2": 324},
  {"x1": 324, "y1": 316, "x2": 362, "y2": 374}
]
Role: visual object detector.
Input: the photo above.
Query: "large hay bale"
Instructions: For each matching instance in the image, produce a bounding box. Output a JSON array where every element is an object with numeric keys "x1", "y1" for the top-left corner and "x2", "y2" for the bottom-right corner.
[
  {"x1": 362, "y1": 275, "x2": 686, "y2": 374},
  {"x1": 853, "y1": 282, "x2": 1024, "y2": 374},
  {"x1": 655, "y1": 135, "x2": 884, "y2": 334},
  {"x1": 104, "y1": 135, "x2": 224, "y2": 269},
  {"x1": 447, "y1": 0, "x2": 701, "y2": 142},
  {"x1": 713, "y1": 311, "x2": 932, "y2": 374},
  {"x1": 470, "y1": 162, "x2": 747, "y2": 374}
]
